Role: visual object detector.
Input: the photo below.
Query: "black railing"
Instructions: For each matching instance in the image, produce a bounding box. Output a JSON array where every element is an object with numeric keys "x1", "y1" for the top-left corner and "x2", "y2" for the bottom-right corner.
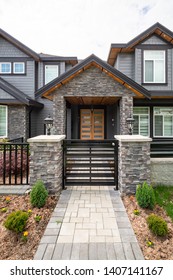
[
  {"x1": 0, "y1": 143, "x2": 29, "y2": 185},
  {"x1": 151, "y1": 141, "x2": 173, "y2": 157},
  {"x1": 63, "y1": 140, "x2": 118, "y2": 187}
]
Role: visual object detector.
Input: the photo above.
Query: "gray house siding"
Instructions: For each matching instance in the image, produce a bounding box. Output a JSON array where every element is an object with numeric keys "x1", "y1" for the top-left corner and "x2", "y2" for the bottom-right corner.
[
  {"x1": 0, "y1": 89, "x2": 15, "y2": 99},
  {"x1": 0, "y1": 37, "x2": 29, "y2": 57},
  {"x1": 142, "y1": 35, "x2": 167, "y2": 45},
  {"x1": 114, "y1": 53, "x2": 135, "y2": 80},
  {"x1": 1, "y1": 60, "x2": 36, "y2": 98},
  {"x1": 34, "y1": 97, "x2": 53, "y2": 135}
]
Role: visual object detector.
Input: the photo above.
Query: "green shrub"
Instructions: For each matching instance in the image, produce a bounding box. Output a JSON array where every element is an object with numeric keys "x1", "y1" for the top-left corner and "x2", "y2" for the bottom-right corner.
[
  {"x1": 30, "y1": 180, "x2": 48, "y2": 208},
  {"x1": 147, "y1": 214, "x2": 168, "y2": 237},
  {"x1": 4, "y1": 210, "x2": 29, "y2": 233},
  {"x1": 136, "y1": 182, "x2": 156, "y2": 210}
]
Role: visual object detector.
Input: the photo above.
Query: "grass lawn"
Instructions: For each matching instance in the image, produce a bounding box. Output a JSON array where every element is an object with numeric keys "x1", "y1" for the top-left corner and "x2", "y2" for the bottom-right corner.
[{"x1": 154, "y1": 185, "x2": 173, "y2": 221}]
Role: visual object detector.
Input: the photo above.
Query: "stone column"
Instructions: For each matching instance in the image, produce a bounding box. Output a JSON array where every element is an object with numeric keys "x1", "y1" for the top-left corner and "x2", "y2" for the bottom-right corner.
[
  {"x1": 53, "y1": 94, "x2": 66, "y2": 135},
  {"x1": 28, "y1": 135, "x2": 65, "y2": 194},
  {"x1": 119, "y1": 95, "x2": 133, "y2": 135},
  {"x1": 115, "y1": 135, "x2": 152, "y2": 194}
]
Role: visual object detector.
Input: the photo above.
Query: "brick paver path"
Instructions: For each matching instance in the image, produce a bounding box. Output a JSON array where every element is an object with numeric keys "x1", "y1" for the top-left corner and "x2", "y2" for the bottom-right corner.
[{"x1": 34, "y1": 186, "x2": 144, "y2": 260}]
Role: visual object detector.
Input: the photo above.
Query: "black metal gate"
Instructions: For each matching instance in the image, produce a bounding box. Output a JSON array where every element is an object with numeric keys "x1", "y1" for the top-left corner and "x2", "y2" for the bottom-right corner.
[{"x1": 63, "y1": 140, "x2": 118, "y2": 187}]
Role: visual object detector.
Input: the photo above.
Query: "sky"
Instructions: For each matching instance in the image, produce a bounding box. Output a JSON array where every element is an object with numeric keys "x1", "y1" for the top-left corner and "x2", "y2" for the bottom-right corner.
[{"x1": 0, "y1": 0, "x2": 173, "y2": 60}]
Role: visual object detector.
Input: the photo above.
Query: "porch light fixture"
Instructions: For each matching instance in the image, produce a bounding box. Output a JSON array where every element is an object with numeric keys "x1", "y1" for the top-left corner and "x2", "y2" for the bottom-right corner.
[
  {"x1": 126, "y1": 115, "x2": 135, "y2": 135},
  {"x1": 44, "y1": 114, "x2": 53, "y2": 135}
]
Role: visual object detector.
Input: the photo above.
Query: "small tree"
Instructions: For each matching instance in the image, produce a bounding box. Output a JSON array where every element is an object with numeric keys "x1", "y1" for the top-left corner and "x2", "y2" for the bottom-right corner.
[
  {"x1": 30, "y1": 180, "x2": 48, "y2": 208},
  {"x1": 136, "y1": 182, "x2": 156, "y2": 210}
]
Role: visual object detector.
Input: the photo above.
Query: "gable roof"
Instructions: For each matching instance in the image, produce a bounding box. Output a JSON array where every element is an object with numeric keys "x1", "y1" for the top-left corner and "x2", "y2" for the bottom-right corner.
[
  {"x1": 35, "y1": 54, "x2": 151, "y2": 100},
  {"x1": 0, "y1": 28, "x2": 40, "y2": 61},
  {"x1": 0, "y1": 77, "x2": 43, "y2": 107},
  {"x1": 107, "y1": 22, "x2": 173, "y2": 66}
]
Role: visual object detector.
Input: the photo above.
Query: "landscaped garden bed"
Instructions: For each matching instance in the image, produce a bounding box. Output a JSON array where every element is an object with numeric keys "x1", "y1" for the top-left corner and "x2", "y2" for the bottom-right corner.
[
  {"x1": 0, "y1": 193, "x2": 58, "y2": 260},
  {"x1": 123, "y1": 185, "x2": 173, "y2": 260}
]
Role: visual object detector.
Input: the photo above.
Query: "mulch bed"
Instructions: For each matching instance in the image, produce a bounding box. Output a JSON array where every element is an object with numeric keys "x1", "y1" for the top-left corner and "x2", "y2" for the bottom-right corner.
[
  {"x1": 0, "y1": 194, "x2": 58, "y2": 260},
  {"x1": 123, "y1": 195, "x2": 173, "y2": 260}
]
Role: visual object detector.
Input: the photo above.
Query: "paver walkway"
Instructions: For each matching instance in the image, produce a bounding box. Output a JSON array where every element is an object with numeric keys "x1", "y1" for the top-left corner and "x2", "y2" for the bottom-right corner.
[
  {"x1": 34, "y1": 186, "x2": 144, "y2": 260},
  {"x1": 0, "y1": 185, "x2": 29, "y2": 195}
]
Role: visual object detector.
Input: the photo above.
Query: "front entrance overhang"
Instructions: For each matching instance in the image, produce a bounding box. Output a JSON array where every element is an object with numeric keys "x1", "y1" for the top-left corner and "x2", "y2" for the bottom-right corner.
[{"x1": 65, "y1": 96, "x2": 120, "y2": 105}]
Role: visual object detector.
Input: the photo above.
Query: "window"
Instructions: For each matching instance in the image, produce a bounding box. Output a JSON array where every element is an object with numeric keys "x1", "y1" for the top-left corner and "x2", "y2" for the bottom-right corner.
[
  {"x1": 154, "y1": 107, "x2": 173, "y2": 137},
  {"x1": 0, "y1": 63, "x2": 11, "y2": 74},
  {"x1": 45, "y1": 65, "x2": 59, "y2": 84},
  {"x1": 13, "y1": 62, "x2": 25, "y2": 73},
  {"x1": 144, "y1": 50, "x2": 165, "y2": 83},
  {"x1": 0, "y1": 106, "x2": 7, "y2": 137},
  {"x1": 133, "y1": 107, "x2": 149, "y2": 136}
]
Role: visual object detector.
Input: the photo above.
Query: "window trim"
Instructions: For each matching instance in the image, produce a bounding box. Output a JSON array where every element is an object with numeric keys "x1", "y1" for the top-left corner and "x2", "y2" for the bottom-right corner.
[
  {"x1": 143, "y1": 50, "x2": 166, "y2": 84},
  {"x1": 44, "y1": 63, "x2": 59, "y2": 85},
  {"x1": 13, "y1": 62, "x2": 25, "y2": 74},
  {"x1": 0, "y1": 105, "x2": 8, "y2": 138},
  {"x1": 0, "y1": 62, "x2": 11, "y2": 74},
  {"x1": 133, "y1": 106, "x2": 150, "y2": 136},
  {"x1": 153, "y1": 107, "x2": 173, "y2": 138}
]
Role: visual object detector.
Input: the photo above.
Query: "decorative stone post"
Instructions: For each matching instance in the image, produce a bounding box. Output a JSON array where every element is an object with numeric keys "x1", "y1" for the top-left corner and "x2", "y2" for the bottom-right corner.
[
  {"x1": 115, "y1": 135, "x2": 152, "y2": 194},
  {"x1": 28, "y1": 135, "x2": 65, "y2": 194}
]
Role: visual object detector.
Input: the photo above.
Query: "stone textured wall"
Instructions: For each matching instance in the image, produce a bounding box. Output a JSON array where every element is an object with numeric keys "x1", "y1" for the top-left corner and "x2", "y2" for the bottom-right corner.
[
  {"x1": 116, "y1": 136, "x2": 151, "y2": 194},
  {"x1": 28, "y1": 136, "x2": 65, "y2": 194},
  {"x1": 53, "y1": 66, "x2": 134, "y2": 135},
  {"x1": 119, "y1": 95, "x2": 133, "y2": 134},
  {"x1": 151, "y1": 158, "x2": 173, "y2": 186},
  {"x1": 8, "y1": 105, "x2": 29, "y2": 140}
]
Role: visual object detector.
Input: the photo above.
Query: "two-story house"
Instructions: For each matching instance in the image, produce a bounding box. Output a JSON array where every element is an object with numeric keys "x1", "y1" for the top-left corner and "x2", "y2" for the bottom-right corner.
[
  {"x1": 0, "y1": 28, "x2": 78, "y2": 140},
  {"x1": 1, "y1": 22, "x2": 173, "y2": 146}
]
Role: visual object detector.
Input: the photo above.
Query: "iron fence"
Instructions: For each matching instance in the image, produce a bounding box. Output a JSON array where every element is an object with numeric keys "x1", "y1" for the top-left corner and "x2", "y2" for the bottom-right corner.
[{"x1": 0, "y1": 142, "x2": 29, "y2": 185}]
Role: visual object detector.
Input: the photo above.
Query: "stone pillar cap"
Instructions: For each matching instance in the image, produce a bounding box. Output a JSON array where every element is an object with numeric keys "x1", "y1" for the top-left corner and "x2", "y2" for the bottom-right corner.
[
  {"x1": 27, "y1": 135, "x2": 66, "y2": 143},
  {"x1": 114, "y1": 135, "x2": 152, "y2": 142}
]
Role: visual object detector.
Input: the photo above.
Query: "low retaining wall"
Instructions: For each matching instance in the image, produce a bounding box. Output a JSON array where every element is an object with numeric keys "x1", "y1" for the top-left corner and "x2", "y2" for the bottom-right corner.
[
  {"x1": 28, "y1": 135, "x2": 65, "y2": 194},
  {"x1": 151, "y1": 158, "x2": 173, "y2": 186}
]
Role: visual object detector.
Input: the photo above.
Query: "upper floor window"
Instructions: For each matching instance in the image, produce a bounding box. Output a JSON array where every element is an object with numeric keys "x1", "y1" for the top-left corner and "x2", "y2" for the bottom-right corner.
[
  {"x1": 0, "y1": 62, "x2": 25, "y2": 74},
  {"x1": 0, "y1": 63, "x2": 11, "y2": 74},
  {"x1": 133, "y1": 107, "x2": 149, "y2": 136},
  {"x1": 45, "y1": 65, "x2": 59, "y2": 84},
  {"x1": 144, "y1": 50, "x2": 165, "y2": 83},
  {"x1": 154, "y1": 107, "x2": 173, "y2": 137},
  {"x1": 13, "y1": 62, "x2": 25, "y2": 74},
  {"x1": 0, "y1": 105, "x2": 7, "y2": 138}
]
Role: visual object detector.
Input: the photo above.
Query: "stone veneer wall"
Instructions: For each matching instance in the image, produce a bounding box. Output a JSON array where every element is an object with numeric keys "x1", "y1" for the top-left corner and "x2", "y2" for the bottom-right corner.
[
  {"x1": 151, "y1": 158, "x2": 173, "y2": 186},
  {"x1": 28, "y1": 135, "x2": 65, "y2": 194},
  {"x1": 8, "y1": 105, "x2": 29, "y2": 140},
  {"x1": 53, "y1": 66, "x2": 134, "y2": 135},
  {"x1": 115, "y1": 135, "x2": 152, "y2": 194}
]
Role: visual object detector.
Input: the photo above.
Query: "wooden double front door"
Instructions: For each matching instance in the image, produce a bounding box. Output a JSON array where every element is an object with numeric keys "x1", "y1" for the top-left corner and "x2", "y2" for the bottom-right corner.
[{"x1": 80, "y1": 109, "x2": 104, "y2": 140}]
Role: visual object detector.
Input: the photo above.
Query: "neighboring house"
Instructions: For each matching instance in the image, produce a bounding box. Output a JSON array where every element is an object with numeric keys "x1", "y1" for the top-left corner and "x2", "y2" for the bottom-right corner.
[
  {"x1": 1, "y1": 22, "x2": 173, "y2": 145},
  {"x1": 0, "y1": 28, "x2": 78, "y2": 140}
]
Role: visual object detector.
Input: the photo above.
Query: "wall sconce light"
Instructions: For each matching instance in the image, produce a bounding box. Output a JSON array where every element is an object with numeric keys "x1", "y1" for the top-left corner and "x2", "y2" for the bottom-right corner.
[
  {"x1": 126, "y1": 115, "x2": 135, "y2": 135},
  {"x1": 44, "y1": 114, "x2": 53, "y2": 135}
]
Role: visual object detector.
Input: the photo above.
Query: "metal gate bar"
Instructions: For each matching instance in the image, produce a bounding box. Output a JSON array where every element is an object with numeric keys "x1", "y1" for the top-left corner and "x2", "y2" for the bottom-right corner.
[{"x1": 63, "y1": 140, "x2": 118, "y2": 187}]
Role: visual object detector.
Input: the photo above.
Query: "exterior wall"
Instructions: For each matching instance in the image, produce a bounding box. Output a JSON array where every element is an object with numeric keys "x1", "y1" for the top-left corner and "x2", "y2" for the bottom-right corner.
[
  {"x1": 28, "y1": 135, "x2": 65, "y2": 193},
  {"x1": 119, "y1": 95, "x2": 133, "y2": 135},
  {"x1": 114, "y1": 53, "x2": 135, "y2": 80},
  {"x1": 0, "y1": 37, "x2": 29, "y2": 57},
  {"x1": 151, "y1": 158, "x2": 173, "y2": 186},
  {"x1": 142, "y1": 35, "x2": 167, "y2": 45},
  {"x1": 0, "y1": 37, "x2": 35, "y2": 98},
  {"x1": 115, "y1": 135, "x2": 151, "y2": 194},
  {"x1": 0, "y1": 88, "x2": 15, "y2": 99},
  {"x1": 53, "y1": 66, "x2": 134, "y2": 135},
  {"x1": 8, "y1": 105, "x2": 29, "y2": 140}
]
